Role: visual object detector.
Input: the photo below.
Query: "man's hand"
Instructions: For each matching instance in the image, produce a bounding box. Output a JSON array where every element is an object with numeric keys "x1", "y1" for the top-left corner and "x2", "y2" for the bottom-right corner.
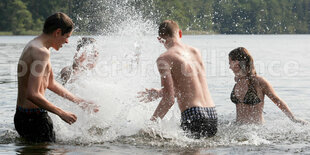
[
  {"x1": 59, "y1": 110, "x2": 77, "y2": 125},
  {"x1": 137, "y1": 88, "x2": 161, "y2": 103}
]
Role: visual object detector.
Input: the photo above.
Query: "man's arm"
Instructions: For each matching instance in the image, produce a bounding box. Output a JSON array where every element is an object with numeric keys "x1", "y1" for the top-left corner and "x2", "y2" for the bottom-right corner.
[
  {"x1": 261, "y1": 77, "x2": 307, "y2": 124},
  {"x1": 48, "y1": 68, "x2": 99, "y2": 113},
  {"x1": 26, "y1": 48, "x2": 77, "y2": 124},
  {"x1": 151, "y1": 57, "x2": 175, "y2": 121},
  {"x1": 48, "y1": 69, "x2": 83, "y2": 103}
]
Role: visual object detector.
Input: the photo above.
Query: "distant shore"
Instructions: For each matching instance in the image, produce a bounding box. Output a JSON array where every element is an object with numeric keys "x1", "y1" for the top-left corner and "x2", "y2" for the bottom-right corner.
[
  {"x1": 0, "y1": 30, "x2": 219, "y2": 36},
  {"x1": 0, "y1": 31, "x2": 92, "y2": 36},
  {"x1": 1, "y1": 31, "x2": 309, "y2": 36}
]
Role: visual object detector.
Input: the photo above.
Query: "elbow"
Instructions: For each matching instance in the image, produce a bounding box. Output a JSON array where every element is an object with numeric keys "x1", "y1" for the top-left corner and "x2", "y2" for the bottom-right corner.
[
  {"x1": 47, "y1": 82, "x2": 56, "y2": 90},
  {"x1": 27, "y1": 92, "x2": 41, "y2": 103}
]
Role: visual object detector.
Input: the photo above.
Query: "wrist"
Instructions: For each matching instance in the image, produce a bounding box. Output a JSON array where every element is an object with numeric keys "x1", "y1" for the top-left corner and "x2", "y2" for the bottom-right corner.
[
  {"x1": 150, "y1": 116, "x2": 157, "y2": 121},
  {"x1": 289, "y1": 115, "x2": 296, "y2": 121},
  {"x1": 55, "y1": 107, "x2": 64, "y2": 116},
  {"x1": 74, "y1": 98, "x2": 85, "y2": 104}
]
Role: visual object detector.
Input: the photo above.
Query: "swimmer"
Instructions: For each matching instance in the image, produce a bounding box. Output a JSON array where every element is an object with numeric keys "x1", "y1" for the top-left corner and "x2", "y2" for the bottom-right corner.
[
  {"x1": 15, "y1": 13, "x2": 99, "y2": 143},
  {"x1": 138, "y1": 20, "x2": 217, "y2": 139},
  {"x1": 228, "y1": 47, "x2": 307, "y2": 125}
]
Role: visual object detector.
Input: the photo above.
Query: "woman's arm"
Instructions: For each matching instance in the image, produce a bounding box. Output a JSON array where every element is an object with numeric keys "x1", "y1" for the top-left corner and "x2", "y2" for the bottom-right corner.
[{"x1": 260, "y1": 77, "x2": 307, "y2": 124}]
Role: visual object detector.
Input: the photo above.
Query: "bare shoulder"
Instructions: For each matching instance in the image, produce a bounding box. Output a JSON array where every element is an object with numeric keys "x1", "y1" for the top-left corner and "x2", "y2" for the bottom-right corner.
[
  {"x1": 186, "y1": 45, "x2": 201, "y2": 55},
  {"x1": 255, "y1": 75, "x2": 271, "y2": 90},
  {"x1": 191, "y1": 46, "x2": 201, "y2": 54},
  {"x1": 60, "y1": 66, "x2": 71, "y2": 74},
  {"x1": 26, "y1": 41, "x2": 50, "y2": 61},
  {"x1": 157, "y1": 52, "x2": 177, "y2": 71},
  {"x1": 60, "y1": 66, "x2": 72, "y2": 80},
  {"x1": 157, "y1": 54, "x2": 170, "y2": 67},
  {"x1": 255, "y1": 76, "x2": 268, "y2": 84},
  {"x1": 157, "y1": 50, "x2": 174, "y2": 62}
]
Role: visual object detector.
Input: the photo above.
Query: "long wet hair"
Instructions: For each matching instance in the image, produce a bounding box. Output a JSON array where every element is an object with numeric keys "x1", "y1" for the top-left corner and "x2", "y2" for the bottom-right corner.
[{"x1": 229, "y1": 47, "x2": 257, "y2": 85}]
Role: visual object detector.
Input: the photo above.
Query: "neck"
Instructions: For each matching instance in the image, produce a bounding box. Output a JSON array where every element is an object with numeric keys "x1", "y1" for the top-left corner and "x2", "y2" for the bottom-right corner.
[
  {"x1": 37, "y1": 33, "x2": 54, "y2": 49},
  {"x1": 234, "y1": 71, "x2": 247, "y2": 82},
  {"x1": 164, "y1": 37, "x2": 181, "y2": 49}
]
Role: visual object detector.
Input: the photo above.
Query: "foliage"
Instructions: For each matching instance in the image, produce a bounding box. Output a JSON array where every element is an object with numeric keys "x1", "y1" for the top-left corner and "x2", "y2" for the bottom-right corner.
[{"x1": 0, "y1": 0, "x2": 310, "y2": 34}]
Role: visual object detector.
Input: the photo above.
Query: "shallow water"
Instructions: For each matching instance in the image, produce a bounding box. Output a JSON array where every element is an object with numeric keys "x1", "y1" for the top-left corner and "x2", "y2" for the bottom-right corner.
[{"x1": 1, "y1": 34, "x2": 310, "y2": 154}]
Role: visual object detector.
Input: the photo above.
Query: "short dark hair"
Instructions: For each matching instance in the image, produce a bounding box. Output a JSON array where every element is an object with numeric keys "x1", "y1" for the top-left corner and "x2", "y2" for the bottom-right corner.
[
  {"x1": 43, "y1": 12, "x2": 74, "y2": 35},
  {"x1": 158, "y1": 20, "x2": 179, "y2": 38}
]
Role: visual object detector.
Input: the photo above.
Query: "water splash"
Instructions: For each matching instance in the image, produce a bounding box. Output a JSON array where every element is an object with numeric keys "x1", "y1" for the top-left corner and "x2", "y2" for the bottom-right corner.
[
  {"x1": 42, "y1": 1, "x2": 310, "y2": 149},
  {"x1": 2, "y1": 1, "x2": 310, "y2": 151}
]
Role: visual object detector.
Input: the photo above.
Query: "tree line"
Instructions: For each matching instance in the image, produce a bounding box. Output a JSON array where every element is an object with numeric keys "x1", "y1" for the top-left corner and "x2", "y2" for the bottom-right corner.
[{"x1": 1, "y1": 0, "x2": 309, "y2": 35}]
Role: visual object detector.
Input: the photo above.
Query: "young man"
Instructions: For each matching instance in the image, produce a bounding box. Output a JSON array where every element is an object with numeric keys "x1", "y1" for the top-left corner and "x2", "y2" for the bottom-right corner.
[
  {"x1": 138, "y1": 20, "x2": 217, "y2": 138},
  {"x1": 15, "y1": 12, "x2": 98, "y2": 142}
]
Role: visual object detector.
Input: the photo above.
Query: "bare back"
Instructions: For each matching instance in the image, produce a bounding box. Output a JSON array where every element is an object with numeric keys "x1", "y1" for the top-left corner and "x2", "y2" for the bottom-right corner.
[
  {"x1": 162, "y1": 44, "x2": 215, "y2": 112},
  {"x1": 17, "y1": 38, "x2": 52, "y2": 109}
]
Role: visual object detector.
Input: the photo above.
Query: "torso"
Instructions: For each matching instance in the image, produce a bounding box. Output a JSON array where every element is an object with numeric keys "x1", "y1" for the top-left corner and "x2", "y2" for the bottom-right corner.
[
  {"x1": 17, "y1": 38, "x2": 52, "y2": 109},
  {"x1": 163, "y1": 44, "x2": 215, "y2": 112},
  {"x1": 231, "y1": 77, "x2": 265, "y2": 124}
]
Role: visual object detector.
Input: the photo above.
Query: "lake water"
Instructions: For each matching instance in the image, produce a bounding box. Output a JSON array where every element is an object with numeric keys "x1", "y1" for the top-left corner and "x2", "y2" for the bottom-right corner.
[{"x1": 1, "y1": 34, "x2": 310, "y2": 154}]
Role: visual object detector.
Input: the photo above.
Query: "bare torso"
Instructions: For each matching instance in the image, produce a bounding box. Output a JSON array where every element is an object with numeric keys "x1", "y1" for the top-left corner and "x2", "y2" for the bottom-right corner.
[
  {"x1": 164, "y1": 44, "x2": 215, "y2": 112},
  {"x1": 233, "y1": 77, "x2": 265, "y2": 124},
  {"x1": 17, "y1": 38, "x2": 51, "y2": 109}
]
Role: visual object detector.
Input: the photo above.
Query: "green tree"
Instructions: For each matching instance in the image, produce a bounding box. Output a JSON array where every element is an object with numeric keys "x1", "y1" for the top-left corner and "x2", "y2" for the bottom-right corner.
[
  {"x1": 7, "y1": 0, "x2": 33, "y2": 34},
  {"x1": 1, "y1": 0, "x2": 310, "y2": 35}
]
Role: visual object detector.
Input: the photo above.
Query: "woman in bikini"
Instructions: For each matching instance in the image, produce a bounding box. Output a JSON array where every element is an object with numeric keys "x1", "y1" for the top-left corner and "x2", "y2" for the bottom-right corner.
[{"x1": 229, "y1": 47, "x2": 307, "y2": 124}]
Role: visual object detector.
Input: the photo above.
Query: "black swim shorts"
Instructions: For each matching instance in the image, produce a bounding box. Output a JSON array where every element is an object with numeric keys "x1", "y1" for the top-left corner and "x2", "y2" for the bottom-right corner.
[
  {"x1": 14, "y1": 106, "x2": 55, "y2": 142},
  {"x1": 181, "y1": 107, "x2": 218, "y2": 139}
]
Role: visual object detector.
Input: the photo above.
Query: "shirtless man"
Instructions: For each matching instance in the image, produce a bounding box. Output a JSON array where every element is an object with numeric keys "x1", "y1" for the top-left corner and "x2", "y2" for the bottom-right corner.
[
  {"x1": 138, "y1": 20, "x2": 217, "y2": 138},
  {"x1": 15, "y1": 12, "x2": 98, "y2": 142}
]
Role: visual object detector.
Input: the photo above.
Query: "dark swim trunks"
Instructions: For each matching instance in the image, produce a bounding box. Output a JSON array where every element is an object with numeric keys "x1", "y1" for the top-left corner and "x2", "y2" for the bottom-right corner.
[
  {"x1": 14, "y1": 106, "x2": 55, "y2": 142},
  {"x1": 181, "y1": 107, "x2": 218, "y2": 139}
]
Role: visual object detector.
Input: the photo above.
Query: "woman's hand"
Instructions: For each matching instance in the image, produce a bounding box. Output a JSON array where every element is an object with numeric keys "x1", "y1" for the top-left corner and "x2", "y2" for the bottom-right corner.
[{"x1": 291, "y1": 117, "x2": 309, "y2": 125}]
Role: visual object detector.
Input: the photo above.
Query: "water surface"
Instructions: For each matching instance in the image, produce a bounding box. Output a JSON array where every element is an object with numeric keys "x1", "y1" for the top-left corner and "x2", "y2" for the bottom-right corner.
[{"x1": 1, "y1": 35, "x2": 310, "y2": 154}]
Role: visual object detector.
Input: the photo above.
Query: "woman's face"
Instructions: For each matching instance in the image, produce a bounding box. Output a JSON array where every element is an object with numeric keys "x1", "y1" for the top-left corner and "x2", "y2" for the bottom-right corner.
[{"x1": 229, "y1": 57, "x2": 241, "y2": 74}]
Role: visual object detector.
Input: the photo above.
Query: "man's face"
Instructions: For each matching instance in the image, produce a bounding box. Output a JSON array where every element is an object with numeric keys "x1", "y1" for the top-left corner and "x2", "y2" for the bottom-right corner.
[{"x1": 53, "y1": 29, "x2": 72, "y2": 51}]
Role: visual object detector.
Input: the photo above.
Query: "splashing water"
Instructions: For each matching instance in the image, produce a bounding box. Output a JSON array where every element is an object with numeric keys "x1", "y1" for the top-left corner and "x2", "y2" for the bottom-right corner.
[
  {"x1": 42, "y1": 1, "x2": 310, "y2": 149},
  {"x1": 49, "y1": 0, "x2": 168, "y2": 145},
  {"x1": 1, "y1": 1, "x2": 310, "y2": 153}
]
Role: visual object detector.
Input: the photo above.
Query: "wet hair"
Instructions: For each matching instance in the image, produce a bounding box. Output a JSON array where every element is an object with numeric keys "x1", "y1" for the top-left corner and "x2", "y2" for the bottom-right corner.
[
  {"x1": 76, "y1": 37, "x2": 96, "y2": 51},
  {"x1": 43, "y1": 12, "x2": 74, "y2": 35},
  {"x1": 72, "y1": 37, "x2": 97, "y2": 69},
  {"x1": 229, "y1": 47, "x2": 257, "y2": 84},
  {"x1": 158, "y1": 20, "x2": 179, "y2": 38}
]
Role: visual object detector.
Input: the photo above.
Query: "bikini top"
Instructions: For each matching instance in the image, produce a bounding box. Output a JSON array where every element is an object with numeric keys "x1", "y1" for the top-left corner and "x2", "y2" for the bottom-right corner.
[{"x1": 230, "y1": 84, "x2": 261, "y2": 105}]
